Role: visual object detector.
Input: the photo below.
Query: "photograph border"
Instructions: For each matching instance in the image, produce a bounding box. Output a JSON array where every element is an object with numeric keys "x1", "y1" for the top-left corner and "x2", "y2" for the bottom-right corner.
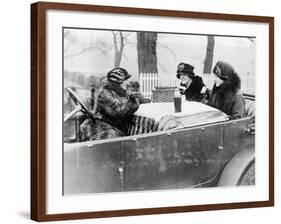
[{"x1": 31, "y1": 1, "x2": 274, "y2": 221}]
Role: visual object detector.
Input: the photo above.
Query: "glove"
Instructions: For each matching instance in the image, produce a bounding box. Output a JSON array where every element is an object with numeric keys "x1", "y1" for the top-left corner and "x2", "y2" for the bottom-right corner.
[{"x1": 178, "y1": 85, "x2": 186, "y2": 94}]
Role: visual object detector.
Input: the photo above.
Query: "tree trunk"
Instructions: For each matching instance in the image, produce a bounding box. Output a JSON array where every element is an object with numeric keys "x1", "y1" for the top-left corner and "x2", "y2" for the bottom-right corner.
[
  {"x1": 203, "y1": 35, "x2": 215, "y2": 74},
  {"x1": 112, "y1": 31, "x2": 124, "y2": 67},
  {"x1": 137, "y1": 32, "x2": 158, "y2": 73}
]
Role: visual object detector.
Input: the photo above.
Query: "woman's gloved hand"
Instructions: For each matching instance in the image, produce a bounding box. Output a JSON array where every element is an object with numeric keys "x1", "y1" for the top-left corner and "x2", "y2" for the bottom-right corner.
[{"x1": 178, "y1": 85, "x2": 187, "y2": 94}]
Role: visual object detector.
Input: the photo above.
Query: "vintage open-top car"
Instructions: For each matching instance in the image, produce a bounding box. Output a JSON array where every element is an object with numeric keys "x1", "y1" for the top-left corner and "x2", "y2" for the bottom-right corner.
[{"x1": 63, "y1": 87, "x2": 255, "y2": 195}]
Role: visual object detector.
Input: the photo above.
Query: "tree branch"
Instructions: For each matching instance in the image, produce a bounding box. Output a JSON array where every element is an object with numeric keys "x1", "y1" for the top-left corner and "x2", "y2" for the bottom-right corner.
[{"x1": 158, "y1": 42, "x2": 177, "y2": 60}]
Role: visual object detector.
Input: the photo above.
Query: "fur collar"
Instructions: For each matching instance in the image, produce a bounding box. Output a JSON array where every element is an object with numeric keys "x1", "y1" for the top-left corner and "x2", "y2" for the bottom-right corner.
[
  {"x1": 212, "y1": 71, "x2": 241, "y2": 95},
  {"x1": 104, "y1": 81, "x2": 127, "y2": 97}
]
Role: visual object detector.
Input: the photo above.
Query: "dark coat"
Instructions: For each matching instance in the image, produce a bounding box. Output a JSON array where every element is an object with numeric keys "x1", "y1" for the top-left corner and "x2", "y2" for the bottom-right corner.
[
  {"x1": 80, "y1": 118, "x2": 125, "y2": 141},
  {"x1": 206, "y1": 81, "x2": 245, "y2": 120},
  {"x1": 81, "y1": 81, "x2": 139, "y2": 141},
  {"x1": 180, "y1": 76, "x2": 205, "y2": 102}
]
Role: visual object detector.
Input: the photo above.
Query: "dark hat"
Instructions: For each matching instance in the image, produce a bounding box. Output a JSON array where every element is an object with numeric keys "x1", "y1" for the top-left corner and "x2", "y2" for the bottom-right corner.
[
  {"x1": 107, "y1": 67, "x2": 131, "y2": 84},
  {"x1": 176, "y1": 62, "x2": 195, "y2": 79},
  {"x1": 213, "y1": 61, "x2": 235, "y2": 80}
]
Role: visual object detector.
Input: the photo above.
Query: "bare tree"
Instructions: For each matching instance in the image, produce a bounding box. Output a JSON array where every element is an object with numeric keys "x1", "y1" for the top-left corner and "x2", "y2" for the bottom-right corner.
[
  {"x1": 112, "y1": 31, "x2": 125, "y2": 67},
  {"x1": 64, "y1": 29, "x2": 133, "y2": 67},
  {"x1": 64, "y1": 31, "x2": 112, "y2": 60},
  {"x1": 203, "y1": 35, "x2": 215, "y2": 74},
  {"x1": 111, "y1": 31, "x2": 135, "y2": 67}
]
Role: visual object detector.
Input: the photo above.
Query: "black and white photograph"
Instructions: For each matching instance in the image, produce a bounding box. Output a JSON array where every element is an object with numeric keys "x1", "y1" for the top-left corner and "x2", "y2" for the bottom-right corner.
[
  {"x1": 29, "y1": 2, "x2": 274, "y2": 221},
  {"x1": 63, "y1": 28, "x2": 256, "y2": 195}
]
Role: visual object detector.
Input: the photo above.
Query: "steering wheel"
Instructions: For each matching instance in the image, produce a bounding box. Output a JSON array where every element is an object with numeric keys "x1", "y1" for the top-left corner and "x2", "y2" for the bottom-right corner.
[{"x1": 64, "y1": 87, "x2": 94, "y2": 123}]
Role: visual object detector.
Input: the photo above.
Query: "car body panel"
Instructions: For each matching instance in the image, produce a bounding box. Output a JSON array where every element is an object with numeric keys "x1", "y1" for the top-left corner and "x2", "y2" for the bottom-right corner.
[
  {"x1": 64, "y1": 140, "x2": 123, "y2": 194},
  {"x1": 64, "y1": 117, "x2": 254, "y2": 194},
  {"x1": 63, "y1": 98, "x2": 255, "y2": 195},
  {"x1": 217, "y1": 147, "x2": 255, "y2": 186},
  {"x1": 220, "y1": 117, "x2": 255, "y2": 166},
  {"x1": 123, "y1": 133, "x2": 177, "y2": 191}
]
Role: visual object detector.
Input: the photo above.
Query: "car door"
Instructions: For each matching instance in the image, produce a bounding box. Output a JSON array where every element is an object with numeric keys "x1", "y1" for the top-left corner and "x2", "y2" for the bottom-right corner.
[
  {"x1": 123, "y1": 122, "x2": 224, "y2": 191},
  {"x1": 173, "y1": 122, "x2": 223, "y2": 188},
  {"x1": 123, "y1": 133, "x2": 177, "y2": 191}
]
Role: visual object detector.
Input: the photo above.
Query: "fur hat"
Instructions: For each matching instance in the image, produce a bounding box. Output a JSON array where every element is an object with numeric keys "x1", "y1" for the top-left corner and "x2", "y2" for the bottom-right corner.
[
  {"x1": 213, "y1": 61, "x2": 241, "y2": 92},
  {"x1": 107, "y1": 67, "x2": 131, "y2": 84},
  {"x1": 176, "y1": 62, "x2": 195, "y2": 79},
  {"x1": 213, "y1": 61, "x2": 235, "y2": 80}
]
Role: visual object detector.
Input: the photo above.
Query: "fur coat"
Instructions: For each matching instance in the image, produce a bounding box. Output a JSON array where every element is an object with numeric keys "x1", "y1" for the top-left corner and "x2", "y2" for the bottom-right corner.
[
  {"x1": 180, "y1": 76, "x2": 205, "y2": 102},
  {"x1": 206, "y1": 72, "x2": 245, "y2": 119},
  {"x1": 81, "y1": 81, "x2": 139, "y2": 141}
]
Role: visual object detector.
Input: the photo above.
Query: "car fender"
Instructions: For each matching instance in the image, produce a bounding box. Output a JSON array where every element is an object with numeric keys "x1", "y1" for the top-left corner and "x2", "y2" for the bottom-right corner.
[{"x1": 217, "y1": 146, "x2": 255, "y2": 186}]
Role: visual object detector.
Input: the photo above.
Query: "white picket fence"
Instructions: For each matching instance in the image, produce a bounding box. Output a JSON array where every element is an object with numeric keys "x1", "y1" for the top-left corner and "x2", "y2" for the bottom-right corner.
[
  {"x1": 139, "y1": 72, "x2": 254, "y2": 100},
  {"x1": 139, "y1": 72, "x2": 214, "y2": 100},
  {"x1": 139, "y1": 73, "x2": 180, "y2": 99},
  {"x1": 139, "y1": 73, "x2": 158, "y2": 99}
]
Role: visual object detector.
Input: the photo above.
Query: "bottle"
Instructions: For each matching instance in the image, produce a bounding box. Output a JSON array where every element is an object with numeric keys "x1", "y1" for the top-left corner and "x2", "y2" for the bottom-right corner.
[{"x1": 174, "y1": 88, "x2": 182, "y2": 113}]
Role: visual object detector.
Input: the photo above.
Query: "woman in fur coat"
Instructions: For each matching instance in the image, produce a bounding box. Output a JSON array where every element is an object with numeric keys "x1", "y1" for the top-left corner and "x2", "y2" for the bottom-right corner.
[
  {"x1": 81, "y1": 67, "x2": 139, "y2": 141},
  {"x1": 205, "y1": 61, "x2": 245, "y2": 119}
]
